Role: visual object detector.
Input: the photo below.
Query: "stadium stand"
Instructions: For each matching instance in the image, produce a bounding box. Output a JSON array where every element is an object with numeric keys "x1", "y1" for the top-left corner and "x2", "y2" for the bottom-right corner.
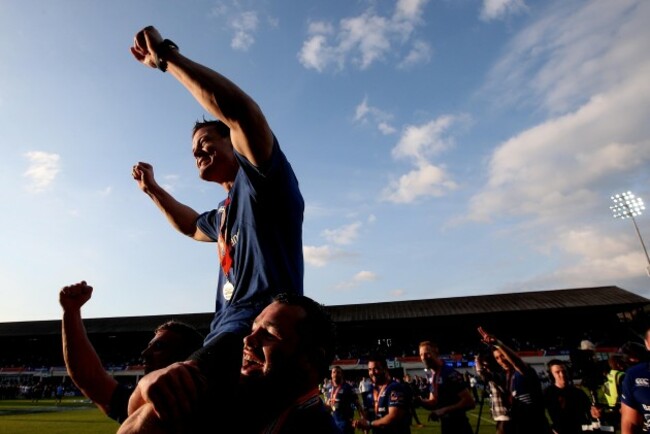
[{"x1": 1, "y1": 285, "x2": 648, "y2": 391}]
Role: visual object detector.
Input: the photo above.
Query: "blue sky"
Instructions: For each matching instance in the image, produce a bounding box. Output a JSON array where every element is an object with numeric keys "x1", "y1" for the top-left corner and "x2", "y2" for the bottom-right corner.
[{"x1": 1, "y1": 0, "x2": 649, "y2": 322}]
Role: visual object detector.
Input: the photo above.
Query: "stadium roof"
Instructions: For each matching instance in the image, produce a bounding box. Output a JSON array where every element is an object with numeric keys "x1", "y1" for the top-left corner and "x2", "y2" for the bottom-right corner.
[
  {"x1": 1, "y1": 285, "x2": 647, "y2": 337},
  {"x1": 327, "y1": 285, "x2": 649, "y2": 322}
]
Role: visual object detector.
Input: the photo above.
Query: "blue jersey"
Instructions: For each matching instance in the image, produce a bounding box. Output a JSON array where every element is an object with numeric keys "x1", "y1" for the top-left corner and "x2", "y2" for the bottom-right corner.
[
  {"x1": 197, "y1": 137, "x2": 304, "y2": 343},
  {"x1": 621, "y1": 362, "x2": 650, "y2": 432},
  {"x1": 373, "y1": 380, "x2": 410, "y2": 434},
  {"x1": 328, "y1": 382, "x2": 358, "y2": 434},
  {"x1": 426, "y1": 365, "x2": 473, "y2": 434}
]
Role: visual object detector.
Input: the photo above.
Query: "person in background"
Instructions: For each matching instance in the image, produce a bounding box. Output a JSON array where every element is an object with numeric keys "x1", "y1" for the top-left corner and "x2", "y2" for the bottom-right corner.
[
  {"x1": 328, "y1": 365, "x2": 365, "y2": 434},
  {"x1": 403, "y1": 373, "x2": 424, "y2": 428},
  {"x1": 416, "y1": 341, "x2": 475, "y2": 434},
  {"x1": 475, "y1": 351, "x2": 510, "y2": 434},
  {"x1": 126, "y1": 23, "x2": 304, "y2": 432},
  {"x1": 592, "y1": 353, "x2": 627, "y2": 431},
  {"x1": 621, "y1": 325, "x2": 650, "y2": 434},
  {"x1": 59, "y1": 280, "x2": 203, "y2": 424},
  {"x1": 353, "y1": 354, "x2": 411, "y2": 434},
  {"x1": 478, "y1": 327, "x2": 551, "y2": 434},
  {"x1": 543, "y1": 359, "x2": 595, "y2": 434}
]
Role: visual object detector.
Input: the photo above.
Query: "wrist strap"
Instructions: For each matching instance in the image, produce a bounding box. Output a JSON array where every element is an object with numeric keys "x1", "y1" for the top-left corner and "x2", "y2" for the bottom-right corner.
[{"x1": 154, "y1": 39, "x2": 179, "y2": 72}]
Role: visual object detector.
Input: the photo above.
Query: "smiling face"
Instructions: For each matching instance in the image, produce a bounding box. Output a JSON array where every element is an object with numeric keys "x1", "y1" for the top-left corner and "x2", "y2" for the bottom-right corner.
[
  {"x1": 240, "y1": 301, "x2": 306, "y2": 383},
  {"x1": 367, "y1": 360, "x2": 389, "y2": 386},
  {"x1": 191, "y1": 126, "x2": 238, "y2": 184}
]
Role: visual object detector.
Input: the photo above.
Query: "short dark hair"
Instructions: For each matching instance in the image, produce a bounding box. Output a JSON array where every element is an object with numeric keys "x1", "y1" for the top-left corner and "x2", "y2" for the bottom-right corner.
[
  {"x1": 547, "y1": 358, "x2": 566, "y2": 371},
  {"x1": 155, "y1": 320, "x2": 204, "y2": 359},
  {"x1": 367, "y1": 353, "x2": 388, "y2": 369},
  {"x1": 272, "y1": 293, "x2": 336, "y2": 376},
  {"x1": 192, "y1": 118, "x2": 230, "y2": 139}
]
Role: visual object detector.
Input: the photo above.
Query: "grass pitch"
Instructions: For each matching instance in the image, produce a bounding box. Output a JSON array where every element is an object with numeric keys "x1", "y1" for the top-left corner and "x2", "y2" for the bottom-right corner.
[{"x1": 0, "y1": 397, "x2": 499, "y2": 434}]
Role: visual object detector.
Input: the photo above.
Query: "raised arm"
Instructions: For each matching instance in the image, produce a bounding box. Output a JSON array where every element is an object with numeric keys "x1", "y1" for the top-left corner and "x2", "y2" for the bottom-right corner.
[
  {"x1": 60, "y1": 281, "x2": 118, "y2": 416},
  {"x1": 478, "y1": 326, "x2": 528, "y2": 375},
  {"x1": 131, "y1": 26, "x2": 274, "y2": 168},
  {"x1": 132, "y1": 162, "x2": 210, "y2": 242}
]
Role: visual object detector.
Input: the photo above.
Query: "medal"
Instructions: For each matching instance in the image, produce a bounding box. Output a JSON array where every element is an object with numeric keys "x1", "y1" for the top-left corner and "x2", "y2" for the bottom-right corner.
[{"x1": 223, "y1": 281, "x2": 234, "y2": 301}]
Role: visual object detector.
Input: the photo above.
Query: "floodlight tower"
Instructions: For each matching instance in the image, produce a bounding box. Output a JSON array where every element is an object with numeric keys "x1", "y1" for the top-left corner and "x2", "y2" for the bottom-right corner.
[{"x1": 610, "y1": 191, "x2": 650, "y2": 277}]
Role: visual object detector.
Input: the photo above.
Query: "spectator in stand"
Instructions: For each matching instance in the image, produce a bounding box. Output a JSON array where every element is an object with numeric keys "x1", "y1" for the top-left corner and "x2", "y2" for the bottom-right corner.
[
  {"x1": 327, "y1": 365, "x2": 365, "y2": 434},
  {"x1": 474, "y1": 351, "x2": 510, "y2": 434},
  {"x1": 544, "y1": 359, "x2": 595, "y2": 434},
  {"x1": 416, "y1": 341, "x2": 475, "y2": 434},
  {"x1": 478, "y1": 327, "x2": 551, "y2": 434},
  {"x1": 120, "y1": 292, "x2": 340, "y2": 434},
  {"x1": 621, "y1": 325, "x2": 650, "y2": 434},
  {"x1": 59, "y1": 281, "x2": 204, "y2": 423},
  {"x1": 353, "y1": 354, "x2": 411, "y2": 433}
]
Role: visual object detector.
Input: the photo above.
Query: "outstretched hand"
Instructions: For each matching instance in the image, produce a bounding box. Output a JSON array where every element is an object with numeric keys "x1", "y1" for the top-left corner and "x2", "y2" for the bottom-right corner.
[
  {"x1": 477, "y1": 326, "x2": 496, "y2": 345},
  {"x1": 132, "y1": 162, "x2": 158, "y2": 194},
  {"x1": 59, "y1": 281, "x2": 93, "y2": 311},
  {"x1": 130, "y1": 26, "x2": 164, "y2": 68}
]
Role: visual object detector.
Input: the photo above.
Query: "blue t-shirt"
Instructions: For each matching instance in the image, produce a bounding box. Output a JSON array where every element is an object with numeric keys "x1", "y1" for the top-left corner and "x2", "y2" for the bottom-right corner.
[
  {"x1": 373, "y1": 380, "x2": 410, "y2": 434},
  {"x1": 426, "y1": 365, "x2": 472, "y2": 433},
  {"x1": 621, "y1": 362, "x2": 650, "y2": 432},
  {"x1": 196, "y1": 136, "x2": 304, "y2": 343},
  {"x1": 329, "y1": 382, "x2": 358, "y2": 434}
]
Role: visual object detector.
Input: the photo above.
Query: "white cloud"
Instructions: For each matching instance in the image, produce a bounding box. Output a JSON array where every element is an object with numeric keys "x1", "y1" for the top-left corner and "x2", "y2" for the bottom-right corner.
[
  {"x1": 392, "y1": 116, "x2": 455, "y2": 163},
  {"x1": 480, "y1": 0, "x2": 527, "y2": 21},
  {"x1": 398, "y1": 39, "x2": 432, "y2": 69},
  {"x1": 353, "y1": 96, "x2": 396, "y2": 135},
  {"x1": 460, "y1": 0, "x2": 650, "y2": 288},
  {"x1": 231, "y1": 11, "x2": 259, "y2": 51},
  {"x1": 382, "y1": 116, "x2": 460, "y2": 203},
  {"x1": 210, "y1": 2, "x2": 270, "y2": 51},
  {"x1": 303, "y1": 245, "x2": 337, "y2": 267},
  {"x1": 298, "y1": 0, "x2": 430, "y2": 72},
  {"x1": 335, "y1": 270, "x2": 378, "y2": 290},
  {"x1": 466, "y1": 69, "x2": 650, "y2": 223},
  {"x1": 483, "y1": 1, "x2": 647, "y2": 114},
  {"x1": 23, "y1": 151, "x2": 60, "y2": 193},
  {"x1": 378, "y1": 122, "x2": 397, "y2": 135},
  {"x1": 322, "y1": 222, "x2": 362, "y2": 245},
  {"x1": 382, "y1": 162, "x2": 457, "y2": 204}
]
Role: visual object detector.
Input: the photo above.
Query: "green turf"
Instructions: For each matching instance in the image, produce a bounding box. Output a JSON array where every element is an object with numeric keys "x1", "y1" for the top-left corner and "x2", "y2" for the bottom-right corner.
[
  {"x1": 0, "y1": 397, "x2": 497, "y2": 434},
  {"x1": 0, "y1": 398, "x2": 118, "y2": 434}
]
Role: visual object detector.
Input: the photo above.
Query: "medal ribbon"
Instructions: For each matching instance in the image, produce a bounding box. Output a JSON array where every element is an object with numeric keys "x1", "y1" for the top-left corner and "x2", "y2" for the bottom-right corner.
[
  {"x1": 373, "y1": 383, "x2": 388, "y2": 416},
  {"x1": 329, "y1": 385, "x2": 342, "y2": 409},
  {"x1": 217, "y1": 197, "x2": 233, "y2": 277}
]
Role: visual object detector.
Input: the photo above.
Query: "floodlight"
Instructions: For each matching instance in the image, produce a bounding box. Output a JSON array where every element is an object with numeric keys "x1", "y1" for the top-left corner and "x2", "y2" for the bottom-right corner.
[{"x1": 610, "y1": 191, "x2": 650, "y2": 277}]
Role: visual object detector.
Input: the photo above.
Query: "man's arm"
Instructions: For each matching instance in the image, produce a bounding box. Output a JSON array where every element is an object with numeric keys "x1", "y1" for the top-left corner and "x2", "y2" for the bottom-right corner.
[
  {"x1": 60, "y1": 281, "x2": 118, "y2": 416},
  {"x1": 621, "y1": 402, "x2": 642, "y2": 434},
  {"x1": 132, "y1": 162, "x2": 210, "y2": 241},
  {"x1": 131, "y1": 26, "x2": 274, "y2": 168},
  {"x1": 478, "y1": 326, "x2": 528, "y2": 375}
]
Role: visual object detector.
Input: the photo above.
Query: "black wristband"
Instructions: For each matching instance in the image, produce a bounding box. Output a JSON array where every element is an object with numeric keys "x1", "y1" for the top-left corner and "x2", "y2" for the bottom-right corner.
[{"x1": 154, "y1": 39, "x2": 179, "y2": 72}]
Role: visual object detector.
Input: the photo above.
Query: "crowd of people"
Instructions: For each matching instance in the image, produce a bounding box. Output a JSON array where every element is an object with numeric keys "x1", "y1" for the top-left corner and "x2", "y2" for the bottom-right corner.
[{"x1": 22, "y1": 24, "x2": 648, "y2": 434}]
